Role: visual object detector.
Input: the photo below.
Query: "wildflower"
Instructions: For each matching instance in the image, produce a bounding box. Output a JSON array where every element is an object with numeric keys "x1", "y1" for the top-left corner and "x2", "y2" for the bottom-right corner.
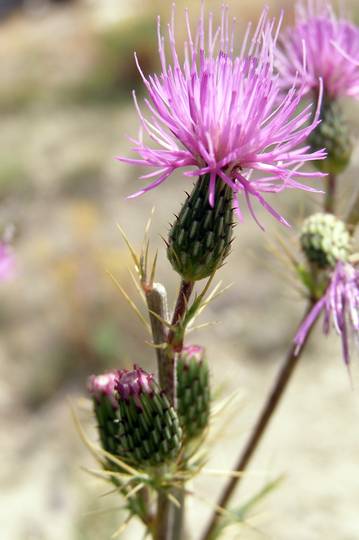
[
  {"x1": 89, "y1": 366, "x2": 183, "y2": 467},
  {"x1": 300, "y1": 213, "x2": 351, "y2": 269},
  {"x1": 277, "y1": 0, "x2": 359, "y2": 100},
  {"x1": 177, "y1": 345, "x2": 210, "y2": 440},
  {"x1": 294, "y1": 261, "x2": 359, "y2": 366},
  {"x1": 88, "y1": 371, "x2": 119, "y2": 408},
  {"x1": 118, "y1": 4, "x2": 325, "y2": 227},
  {"x1": 0, "y1": 242, "x2": 15, "y2": 282}
]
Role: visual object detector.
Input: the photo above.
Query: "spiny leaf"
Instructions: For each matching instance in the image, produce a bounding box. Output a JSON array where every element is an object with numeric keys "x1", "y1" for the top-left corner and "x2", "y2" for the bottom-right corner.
[
  {"x1": 124, "y1": 482, "x2": 145, "y2": 501},
  {"x1": 128, "y1": 268, "x2": 147, "y2": 303},
  {"x1": 149, "y1": 250, "x2": 158, "y2": 286},
  {"x1": 107, "y1": 271, "x2": 150, "y2": 332},
  {"x1": 117, "y1": 223, "x2": 140, "y2": 273},
  {"x1": 70, "y1": 401, "x2": 104, "y2": 467},
  {"x1": 111, "y1": 515, "x2": 133, "y2": 538}
]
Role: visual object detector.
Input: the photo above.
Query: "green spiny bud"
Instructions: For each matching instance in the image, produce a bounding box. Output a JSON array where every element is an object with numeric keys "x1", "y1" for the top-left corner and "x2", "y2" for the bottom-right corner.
[
  {"x1": 308, "y1": 98, "x2": 353, "y2": 175},
  {"x1": 300, "y1": 212, "x2": 351, "y2": 269},
  {"x1": 177, "y1": 345, "x2": 210, "y2": 440},
  {"x1": 88, "y1": 371, "x2": 120, "y2": 455},
  {"x1": 167, "y1": 175, "x2": 234, "y2": 281},
  {"x1": 89, "y1": 367, "x2": 183, "y2": 468}
]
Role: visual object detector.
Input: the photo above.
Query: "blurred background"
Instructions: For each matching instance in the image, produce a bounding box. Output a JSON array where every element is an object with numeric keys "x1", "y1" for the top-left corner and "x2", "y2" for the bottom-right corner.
[{"x1": 1, "y1": 0, "x2": 359, "y2": 538}]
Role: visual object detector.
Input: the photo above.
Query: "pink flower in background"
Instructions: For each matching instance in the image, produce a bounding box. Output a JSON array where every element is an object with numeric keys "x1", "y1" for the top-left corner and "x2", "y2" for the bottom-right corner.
[
  {"x1": 294, "y1": 262, "x2": 359, "y2": 366},
  {"x1": 277, "y1": 0, "x2": 359, "y2": 99},
  {"x1": 88, "y1": 371, "x2": 119, "y2": 407},
  {"x1": 0, "y1": 242, "x2": 15, "y2": 282},
  {"x1": 118, "y1": 5, "x2": 326, "y2": 228}
]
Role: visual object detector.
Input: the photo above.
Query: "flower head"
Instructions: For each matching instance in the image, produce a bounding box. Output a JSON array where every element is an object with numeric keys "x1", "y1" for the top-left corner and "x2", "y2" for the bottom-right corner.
[
  {"x1": 177, "y1": 345, "x2": 210, "y2": 440},
  {"x1": 300, "y1": 212, "x2": 351, "y2": 269},
  {"x1": 89, "y1": 366, "x2": 182, "y2": 467},
  {"x1": 116, "y1": 365, "x2": 154, "y2": 404},
  {"x1": 88, "y1": 371, "x2": 119, "y2": 407},
  {"x1": 294, "y1": 261, "x2": 359, "y2": 366},
  {"x1": 277, "y1": 1, "x2": 359, "y2": 99},
  {"x1": 0, "y1": 242, "x2": 15, "y2": 282},
  {"x1": 118, "y1": 4, "x2": 325, "y2": 228}
]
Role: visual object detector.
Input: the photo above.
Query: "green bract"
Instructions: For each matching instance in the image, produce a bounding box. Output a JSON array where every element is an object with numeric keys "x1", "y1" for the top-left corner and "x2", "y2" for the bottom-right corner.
[
  {"x1": 308, "y1": 99, "x2": 353, "y2": 175},
  {"x1": 300, "y1": 212, "x2": 351, "y2": 269},
  {"x1": 90, "y1": 368, "x2": 183, "y2": 469},
  {"x1": 167, "y1": 175, "x2": 234, "y2": 281},
  {"x1": 177, "y1": 346, "x2": 210, "y2": 440}
]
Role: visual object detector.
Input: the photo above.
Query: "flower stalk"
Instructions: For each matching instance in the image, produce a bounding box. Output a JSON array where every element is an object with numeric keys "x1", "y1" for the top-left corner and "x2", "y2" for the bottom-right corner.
[
  {"x1": 144, "y1": 279, "x2": 194, "y2": 540},
  {"x1": 200, "y1": 302, "x2": 317, "y2": 540}
]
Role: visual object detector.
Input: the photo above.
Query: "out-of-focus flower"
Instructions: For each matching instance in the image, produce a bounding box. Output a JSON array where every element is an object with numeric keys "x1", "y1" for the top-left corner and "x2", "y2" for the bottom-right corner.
[
  {"x1": 277, "y1": 0, "x2": 359, "y2": 100},
  {"x1": 300, "y1": 212, "x2": 351, "y2": 269},
  {"x1": 118, "y1": 4, "x2": 325, "y2": 227},
  {"x1": 0, "y1": 242, "x2": 15, "y2": 282},
  {"x1": 294, "y1": 261, "x2": 359, "y2": 366}
]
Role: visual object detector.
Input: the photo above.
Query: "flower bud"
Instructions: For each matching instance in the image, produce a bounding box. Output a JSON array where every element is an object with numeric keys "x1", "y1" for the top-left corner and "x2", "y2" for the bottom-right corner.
[
  {"x1": 88, "y1": 372, "x2": 120, "y2": 455},
  {"x1": 308, "y1": 98, "x2": 352, "y2": 175},
  {"x1": 177, "y1": 345, "x2": 210, "y2": 440},
  {"x1": 300, "y1": 212, "x2": 351, "y2": 269},
  {"x1": 89, "y1": 367, "x2": 183, "y2": 468},
  {"x1": 167, "y1": 175, "x2": 234, "y2": 281}
]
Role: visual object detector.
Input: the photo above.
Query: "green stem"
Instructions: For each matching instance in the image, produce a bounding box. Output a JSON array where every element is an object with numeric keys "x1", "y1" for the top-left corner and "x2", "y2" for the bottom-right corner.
[
  {"x1": 168, "y1": 280, "x2": 195, "y2": 352},
  {"x1": 324, "y1": 172, "x2": 336, "y2": 214},
  {"x1": 200, "y1": 302, "x2": 317, "y2": 540}
]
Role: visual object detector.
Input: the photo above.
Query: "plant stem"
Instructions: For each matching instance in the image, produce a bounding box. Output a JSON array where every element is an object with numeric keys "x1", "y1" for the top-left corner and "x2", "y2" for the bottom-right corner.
[
  {"x1": 324, "y1": 172, "x2": 336, "y2": 214},
  {"x1": 200, "y1": 302, "x2": 316, "y2": 540},
  {"x1": 145, "y1": 280, "x2": 194, "y2": 540},
  {"x1": 155, "y1": 493, "x2": 172, "y2": 540},
  {"x1": 165, "y1": 279, "x2": 194, "y2": 406},
  {"x1": 145, "y1": 282, "x2": 169, "y2": 387},
  {"x1": 168, "y1": 280, "x2": 195, "y2": 351}
]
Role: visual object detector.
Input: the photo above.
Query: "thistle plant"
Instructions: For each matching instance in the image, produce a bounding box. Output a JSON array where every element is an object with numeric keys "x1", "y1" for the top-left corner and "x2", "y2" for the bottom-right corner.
[
  {"x1": 277, "y1": 0, "x2": 359, "y2": 212},
  {"x1": 78, "y1": 2, "x2": 359, "y2": 539}
]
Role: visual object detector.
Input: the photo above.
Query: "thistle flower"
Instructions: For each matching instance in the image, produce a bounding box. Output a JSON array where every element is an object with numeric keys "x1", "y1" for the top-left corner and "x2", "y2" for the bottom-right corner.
[
  {"x1": 88, "y1": 371, "x2": 119, "y2": 407},
  {"x1": 277, "y1": 1, "x2": 359, "y2": 100},
  {"x1": 118, "y1": 4, "x2": 325, "y2": 228},
  {"x1": 0, "y1": 242, "x2": 15, "y2": 282},
  {"x1": 300, "y1": 212, "x2": 351, "y2": 269},
  {"x1": 89, "y1": 367, "x2": 183, "y2": 468},
  {"x1": 177, "y1": 345, "x2": 210, "y2": 440},
  {"x1": 294, "y1": 261, "x2": 359, "y2": 366}
]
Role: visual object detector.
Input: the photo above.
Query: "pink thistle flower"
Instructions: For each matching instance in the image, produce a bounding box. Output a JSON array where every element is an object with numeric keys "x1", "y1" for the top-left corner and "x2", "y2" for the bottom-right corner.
[
  {"x1": 294, "y1": 261, "x2": 359, "y2": 366},
  {"x1": 88, "y1": 371, "x2": 119, "y2": 408},
  {"x1": 116, "y1": 365, "x2": 155, "y2": 408},
  {"x1": 0, "y1": 242, "x2": 15, "y2": 282},
  {"x1": 277, "y1": 1, "x2": 359, "y2": 100},
  {"x1": 117, "y1": 4, "x2": 326, "y2": 228}
]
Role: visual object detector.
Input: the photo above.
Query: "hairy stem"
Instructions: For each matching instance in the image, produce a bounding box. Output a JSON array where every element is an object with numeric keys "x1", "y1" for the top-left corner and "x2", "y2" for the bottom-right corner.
[
  {"x1": 165, "y1": 280, "x2": 194, "y2": 406},
  {"x1": 168, "y1": 280, "x2": 195, "y2": 351},
  {"x1": 145, "y1": 284, "x2": 173, "y2": 540},
  {"x1": 324, "y1": 173, "x2": 336, "y2": 214},
  {"x1": 145, "y1": 280, "x2": 194, "y2": 540},
  {"x1": 145, "y1": 282, "x2": 169, "y2": 386},
  {"x1": 201, "y1": 302, "x2": 316, "y2": 540},
  {"x1": 155, "y1": 493, "x2": 172, "y2": 540}
]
